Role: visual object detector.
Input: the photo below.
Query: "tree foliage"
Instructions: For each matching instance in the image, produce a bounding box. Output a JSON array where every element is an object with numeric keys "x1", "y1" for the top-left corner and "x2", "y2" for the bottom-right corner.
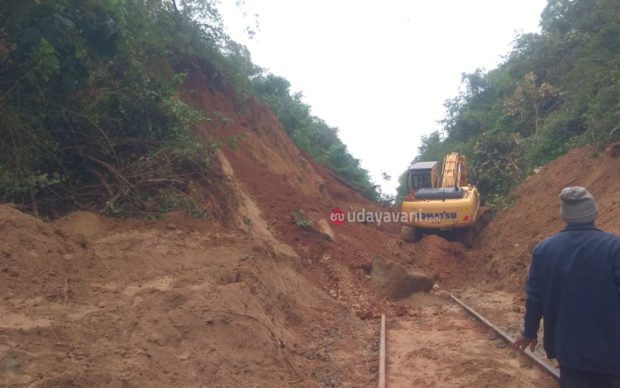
[
  {"x1": 1, "y1": 0, "x2": 379, "y2": 215},
  {"x1": 397, "y1": 0, "x2": 620, "y2": 206},
  {"x1": 0, "y1": 0, "x2": 225, "y2": 216}
]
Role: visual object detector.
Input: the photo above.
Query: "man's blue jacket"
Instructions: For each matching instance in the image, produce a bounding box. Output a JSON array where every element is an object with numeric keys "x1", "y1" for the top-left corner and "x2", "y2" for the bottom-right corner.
[{"x1": 524, "y1": 223, "x2": 620, "y2": 373}]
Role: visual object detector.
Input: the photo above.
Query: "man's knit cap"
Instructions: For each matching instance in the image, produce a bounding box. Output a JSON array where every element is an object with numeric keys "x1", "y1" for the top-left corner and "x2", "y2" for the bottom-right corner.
[{"x1": 559, "y1": 186, "x2": 598, "y2": 224}]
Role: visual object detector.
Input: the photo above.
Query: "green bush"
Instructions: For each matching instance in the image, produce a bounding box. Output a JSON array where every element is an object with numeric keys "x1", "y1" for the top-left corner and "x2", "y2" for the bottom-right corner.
[{"x1": 1, "y1": 0, "x2": 380, "y2": 216}]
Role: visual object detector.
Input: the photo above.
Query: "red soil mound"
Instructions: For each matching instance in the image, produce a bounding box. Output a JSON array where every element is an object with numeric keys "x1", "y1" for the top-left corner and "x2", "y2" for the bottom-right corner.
[
  {"x1": 477, "y1": 147, "x2": 620, "y2": 291},
  {"x1": 181, "y1": 65, "x2": 471, "y2": 305},
  {"x1": 0, "y1": 65, "x2": 476, "y2": 386},
  {"x1": 1, "y1": 204, "x2": 380, "y2": 386}
]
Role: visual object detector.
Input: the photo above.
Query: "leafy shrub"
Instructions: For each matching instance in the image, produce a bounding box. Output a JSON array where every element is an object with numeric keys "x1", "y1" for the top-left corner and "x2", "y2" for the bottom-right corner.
[
  {"x1": 293, "y1": 208, "x2": 313, "y2": 230},
  {"x1": 1, "y1": 0, "x2": 381, "y2": 216},
  {"x1": 0, "y1": 0, "x2": 224, "y2": 217}
]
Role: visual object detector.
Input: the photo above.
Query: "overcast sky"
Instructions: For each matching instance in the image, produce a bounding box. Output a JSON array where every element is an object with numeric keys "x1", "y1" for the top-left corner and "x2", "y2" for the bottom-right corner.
[{"x1": 218, "y1": 0, "x2": 547, "y2": 194}]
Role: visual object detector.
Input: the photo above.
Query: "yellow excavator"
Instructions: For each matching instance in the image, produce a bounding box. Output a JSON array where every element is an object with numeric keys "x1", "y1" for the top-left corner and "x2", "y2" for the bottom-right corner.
[{"x1": 400, "y1": 152, "x2": 489, "y2": 246}]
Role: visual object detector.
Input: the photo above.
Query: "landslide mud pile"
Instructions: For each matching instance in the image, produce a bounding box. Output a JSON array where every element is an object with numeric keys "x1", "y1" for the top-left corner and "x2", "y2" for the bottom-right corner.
[
  {"x1": 181, "y1": 67, "x2": 475, "y2": 300},
  {"x1": 0, "y1": 67, "x2": 475, "y2": 386},
  {"x1": 0, "y1": 205, "x2": 379, "y2": 386},
  {"x1": 477, "y1": 146, "x2": 620, "y2": 292}
]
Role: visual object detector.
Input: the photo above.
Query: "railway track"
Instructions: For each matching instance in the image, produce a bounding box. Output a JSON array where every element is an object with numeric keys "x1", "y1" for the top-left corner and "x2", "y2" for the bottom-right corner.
[
  {"x1": 379, "y1": 296, "x2": 560, "y2": 387},
  {"x1": 450, "y1": 295, "x2": 560, "y2": 380}
]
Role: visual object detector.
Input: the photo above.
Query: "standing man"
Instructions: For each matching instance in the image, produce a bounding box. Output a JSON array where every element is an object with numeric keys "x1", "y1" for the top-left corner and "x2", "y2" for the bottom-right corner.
[{"x1": 514, "y1": 186, "x2": 620, "y2": 388}]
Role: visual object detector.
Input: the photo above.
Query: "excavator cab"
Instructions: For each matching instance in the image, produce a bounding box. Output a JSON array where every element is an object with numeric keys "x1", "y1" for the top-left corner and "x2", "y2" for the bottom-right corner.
[{"x1": 408, "y1": 161, "x2": 439, "y2": 192}]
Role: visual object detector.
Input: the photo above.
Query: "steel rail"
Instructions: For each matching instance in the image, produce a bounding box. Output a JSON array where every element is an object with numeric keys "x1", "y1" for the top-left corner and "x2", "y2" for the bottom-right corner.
[
  {"x1": 378, "y1": 314, "x2": 386, "y2": 388},
  {"x1": 450, "y1": 294, "x2": 560, "y2": 380}
]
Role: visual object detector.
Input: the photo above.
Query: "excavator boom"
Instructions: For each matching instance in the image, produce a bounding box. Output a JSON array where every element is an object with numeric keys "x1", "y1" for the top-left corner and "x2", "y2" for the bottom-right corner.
[{"x1": 440, "y1": 153, "x2": 468, "y2": 188}]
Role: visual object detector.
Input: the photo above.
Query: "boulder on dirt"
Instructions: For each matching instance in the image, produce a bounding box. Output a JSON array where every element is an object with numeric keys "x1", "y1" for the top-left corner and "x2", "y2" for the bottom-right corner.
[{"x1": 370, "y1": 258, "x2": 434, "y2": 300}]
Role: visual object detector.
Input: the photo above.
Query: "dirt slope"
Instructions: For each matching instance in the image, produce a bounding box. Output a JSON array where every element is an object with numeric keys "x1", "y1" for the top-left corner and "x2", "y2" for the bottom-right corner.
[
  {"x1": 0, "y1": 62, "x2": 573, "y2": 386},
  {"x1": 181, "y1": 66, "x2": 475, "y2": 308},
  {"x1": 477, "y1": 146, "x2": 620, "y2": 292},
  {"x1": 0, "y1": 67, "x2": 475, "y2": 387},
  {"x1": 0, "y1": 205, "x2": 380, "y2": 386}
]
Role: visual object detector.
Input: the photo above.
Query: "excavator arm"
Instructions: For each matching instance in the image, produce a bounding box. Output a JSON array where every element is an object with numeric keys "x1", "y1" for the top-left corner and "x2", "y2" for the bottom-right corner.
[{"x1": 440, "y1": 153, "x2": 468, "y2": 189}]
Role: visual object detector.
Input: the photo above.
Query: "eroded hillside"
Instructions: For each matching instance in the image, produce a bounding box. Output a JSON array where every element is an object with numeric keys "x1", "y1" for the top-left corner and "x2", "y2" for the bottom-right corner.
[
  {"x1": 1, "y1": 70, "x2": 474, "y2": 386},
  {"x1": 477, "y1": 146, "x2": 620, "y2": 292},
  {"x1": 3, "y1": 67, "x2": 610, "y2": 387}
]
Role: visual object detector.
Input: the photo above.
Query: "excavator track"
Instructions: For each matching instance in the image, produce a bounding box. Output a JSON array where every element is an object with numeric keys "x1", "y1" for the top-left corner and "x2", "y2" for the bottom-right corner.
[
  {"x1": 401, "y1": 206, "x2": 492, "y2": 247},
  {"x1": 473, "y1": 206, "x2": 493, "y2": 235}
]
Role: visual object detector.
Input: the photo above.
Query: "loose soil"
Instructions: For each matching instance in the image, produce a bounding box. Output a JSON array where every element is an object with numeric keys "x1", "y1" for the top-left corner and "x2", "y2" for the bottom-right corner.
[
  {"x1": 387, "y1": 294, "x2": 557, "y2": 387},
  {"x1": 0, "y1": 206, "x2": 375, "y2": 386},
  {"x1": 475, "y1": 146, "x2": 620, "y2": 292},
  {"x1": 458, "y1": 288, "x2": 559, "y2": 371},
  {"x1": 2, "y1": 64, "x2": 617, "y2": 386}
]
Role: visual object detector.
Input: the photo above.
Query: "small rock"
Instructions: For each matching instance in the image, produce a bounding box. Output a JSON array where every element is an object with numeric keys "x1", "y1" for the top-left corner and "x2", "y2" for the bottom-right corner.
[
  {"x1": 357, "y1": 310, "x2": 374, "y2": 320},
  {"x1": 317, "y1": 219, "x2": 335, "y2": 241}
]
